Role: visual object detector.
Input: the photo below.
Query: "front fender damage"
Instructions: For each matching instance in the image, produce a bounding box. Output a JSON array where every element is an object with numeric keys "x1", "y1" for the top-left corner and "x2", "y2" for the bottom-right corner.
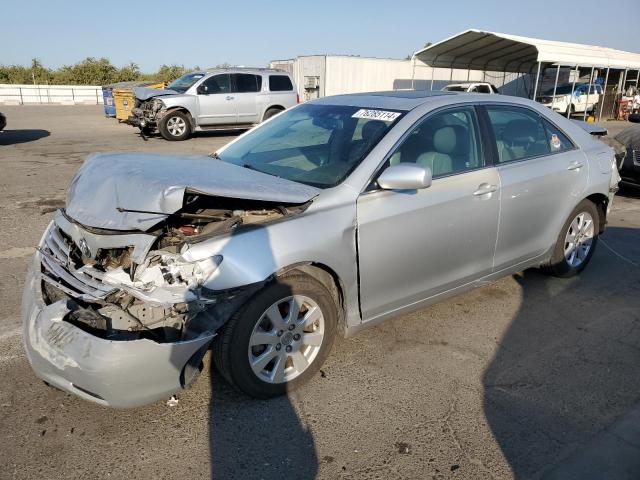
[{"x1": 26, "y1": 199, "x2": 304, "y2": 405}]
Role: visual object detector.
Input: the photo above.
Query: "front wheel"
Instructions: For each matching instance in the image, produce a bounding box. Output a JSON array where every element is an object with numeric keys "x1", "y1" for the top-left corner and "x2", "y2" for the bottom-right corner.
[
  {"x1": 543, "y1": 200, "x2": 599, "y2": 278},
  {"x1": 212, "y1": 274, "x2": 337, "y2": 398},
  {"x1": 566, "y1": 104, "x2": 575, "y2": 117},
  {"x1": 159, "y1": 111, "x2": 191, "y2": 141}
]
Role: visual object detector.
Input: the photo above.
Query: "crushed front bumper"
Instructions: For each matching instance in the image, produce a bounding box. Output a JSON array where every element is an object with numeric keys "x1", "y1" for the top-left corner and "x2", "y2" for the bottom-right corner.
[{"x1": 22, "y1": 254, "x2": 215, "y2": 408}]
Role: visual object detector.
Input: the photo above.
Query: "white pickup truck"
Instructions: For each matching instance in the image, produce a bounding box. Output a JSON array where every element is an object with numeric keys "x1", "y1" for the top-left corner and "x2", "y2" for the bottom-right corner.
[{"x1": 442, "y1": 82, "x2": 500, "y2": 94}]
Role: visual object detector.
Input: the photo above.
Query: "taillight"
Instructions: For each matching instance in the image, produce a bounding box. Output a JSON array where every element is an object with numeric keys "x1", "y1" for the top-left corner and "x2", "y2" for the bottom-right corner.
[{"x1": 296, "y1": 94, "x2": 300, "y2": 104}]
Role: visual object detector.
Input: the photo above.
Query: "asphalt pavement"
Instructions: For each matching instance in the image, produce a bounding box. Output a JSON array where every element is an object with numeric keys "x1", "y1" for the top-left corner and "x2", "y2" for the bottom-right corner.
[{"x1": 0, "y1": 105, "x2": 638, "y2": 480}]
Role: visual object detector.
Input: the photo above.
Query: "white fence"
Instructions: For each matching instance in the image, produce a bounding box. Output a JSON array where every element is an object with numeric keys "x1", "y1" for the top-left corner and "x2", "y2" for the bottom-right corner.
[{"x1": 0, "y1": 84, "x2": 103, "y2": 105}]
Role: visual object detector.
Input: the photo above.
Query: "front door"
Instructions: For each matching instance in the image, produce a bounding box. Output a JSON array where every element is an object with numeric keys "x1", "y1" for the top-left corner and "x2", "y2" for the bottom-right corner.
[
  {"x1": 357, "y1": 105, "x2": 501, "y2": 321},
  {"x1": 196, "y1": 74, "x2": 237, "y2": 126}
]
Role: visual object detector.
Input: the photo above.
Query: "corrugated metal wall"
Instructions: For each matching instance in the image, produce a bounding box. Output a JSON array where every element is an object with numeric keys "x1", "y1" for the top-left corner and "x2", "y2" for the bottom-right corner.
[{"x1": 272, "y1": 55, "x2": 492, "y2": 99}]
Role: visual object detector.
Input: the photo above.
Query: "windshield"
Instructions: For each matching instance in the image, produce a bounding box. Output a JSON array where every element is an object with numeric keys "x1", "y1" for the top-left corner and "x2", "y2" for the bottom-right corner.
[
  {"x1": 217, "y1": 104, "x2": 405, "y2": 188},
  {"x1": 544, "y1": 84, "x2": 582, "y2": 95},
  {"x1": 443, "y1": 85, "x2": 468, "y2": 92},
  {"x1": 167, "y1": 73, "x2": 205, "y2": 93}
]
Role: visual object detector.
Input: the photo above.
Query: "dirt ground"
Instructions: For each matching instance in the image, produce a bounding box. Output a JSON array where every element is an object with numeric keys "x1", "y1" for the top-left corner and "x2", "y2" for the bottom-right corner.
[{"x1": 0, "y1": 105, "x2": 639, "y2": 480}]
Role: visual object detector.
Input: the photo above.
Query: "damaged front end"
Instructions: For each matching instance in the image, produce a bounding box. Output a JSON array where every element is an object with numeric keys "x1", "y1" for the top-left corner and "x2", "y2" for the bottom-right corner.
[
  {"x1": 23, "y1": 193, "x2": 308, "y2": 407},
  {"x1": 128, "y1": 98, "x2": 166, "y2": 132}
]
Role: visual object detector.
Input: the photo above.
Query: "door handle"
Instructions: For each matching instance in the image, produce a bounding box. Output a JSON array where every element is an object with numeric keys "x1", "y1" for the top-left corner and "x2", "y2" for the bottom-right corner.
[
  {"x1": 225, "y1": 96, "x2": 234, "y2": 100},
  {"x1": 567, "y1": 161, "x2": 584, "y2": 170},
  {"x1": 473, "y1": 183, "x2": 498, "y2": 196}
]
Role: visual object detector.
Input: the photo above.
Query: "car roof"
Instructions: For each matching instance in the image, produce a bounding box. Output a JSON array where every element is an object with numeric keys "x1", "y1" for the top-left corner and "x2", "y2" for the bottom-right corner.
[
  {"x1": 445, "y1": 82, "x2": 488, "y2": 87},
  {"x1": 310, "y1": 89, "x2": 574, "y2": 114},
  {"x1": 197, "y1": 67, "x2": 290, "y2": 76},
  {"x1": 312, "y1": 90, "x2": 458, "y2": 111}
]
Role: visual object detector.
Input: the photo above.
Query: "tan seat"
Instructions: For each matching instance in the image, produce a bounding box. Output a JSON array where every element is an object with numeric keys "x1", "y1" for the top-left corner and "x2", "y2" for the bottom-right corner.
[
  {"x1": 389, "y1": 125, "x2": 455, "y2": 177},
  {"x1": 415, "y1": 126, "x2": 454, "y2": 176}
]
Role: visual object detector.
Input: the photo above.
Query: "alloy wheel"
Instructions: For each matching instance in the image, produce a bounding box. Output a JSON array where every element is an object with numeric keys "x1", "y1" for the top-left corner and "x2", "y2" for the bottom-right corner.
[
  {"x1": 248, "y1": 295, "x2": 325, "y2": 384},
  {"x1": 166, "y1": 116, "x2": 186, "y2": 136},
  {"x1": 564, "y1": 211, "x2": 594, "y2": 267}
]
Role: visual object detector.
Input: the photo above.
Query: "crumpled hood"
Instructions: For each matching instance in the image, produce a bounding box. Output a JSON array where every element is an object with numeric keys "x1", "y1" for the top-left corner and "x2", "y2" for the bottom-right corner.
[
  {"x1": 134, "y1": 87, "x2": 180, "y2": 101},
  {"x1": 65, "y1": 152, "x2": 320, "y2": 231}
]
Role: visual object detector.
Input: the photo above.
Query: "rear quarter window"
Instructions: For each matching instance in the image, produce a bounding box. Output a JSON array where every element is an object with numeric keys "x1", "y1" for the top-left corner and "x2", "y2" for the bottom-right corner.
[{"x1": 269, "y1": 75, "x2": 294, "y2": 92}]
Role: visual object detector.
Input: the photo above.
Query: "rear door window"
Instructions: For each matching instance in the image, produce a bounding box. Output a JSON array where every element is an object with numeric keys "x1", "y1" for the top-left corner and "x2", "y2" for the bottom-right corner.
[
  {"x1": 233, "y1": 74, "x2": 260, "y2": 93},
  {"x1": 269, "y1": 75, "x2": 294, "y2": 92},
  {"x1": 485, "y1": 106, "x2": 550, "y2": 163},
  {"x1": 542, "y1": 119, "x2": 574, "y2": 153}
]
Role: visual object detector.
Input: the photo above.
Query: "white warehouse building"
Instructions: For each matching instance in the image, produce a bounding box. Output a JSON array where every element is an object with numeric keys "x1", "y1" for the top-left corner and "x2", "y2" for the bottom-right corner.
[{"x1": 270, "y1": 55, "x2": 488, "y2": 101}]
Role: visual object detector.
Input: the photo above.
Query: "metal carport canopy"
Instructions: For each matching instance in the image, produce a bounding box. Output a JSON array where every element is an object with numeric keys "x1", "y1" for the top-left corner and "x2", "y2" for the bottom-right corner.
[{"x1": 414, "y1": 29, "x2": 640, "y2": 72}]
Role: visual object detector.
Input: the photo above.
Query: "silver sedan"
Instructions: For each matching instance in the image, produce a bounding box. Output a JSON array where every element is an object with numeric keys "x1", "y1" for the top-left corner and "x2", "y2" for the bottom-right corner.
[{"x1": 22, "y1": 91, "x2": 618, "y2": 406}]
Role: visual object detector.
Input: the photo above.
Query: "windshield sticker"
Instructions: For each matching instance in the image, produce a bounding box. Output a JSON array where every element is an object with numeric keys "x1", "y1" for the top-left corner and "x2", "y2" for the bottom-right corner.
[
  {"x1": 352, "y1": 109, "x2": 401, "y2": 122},
  {"x1": 550, "y1": 134, "x2": 562, "y2": 151}
]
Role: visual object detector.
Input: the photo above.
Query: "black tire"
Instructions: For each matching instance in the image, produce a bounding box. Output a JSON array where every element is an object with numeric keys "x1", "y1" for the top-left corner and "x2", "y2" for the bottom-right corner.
[
  {"x1": 262, "y1": 107, "x2": 283, "y2": 122},
  {"x1": 543, "y1": 200, "x2": 600, "y2": 278},
  {"x1": 159, "y1": 110, "x2": 191, "y2": 141},
  {"x1": 212, "y1": 274, "x2": 337, "y2": 398}
]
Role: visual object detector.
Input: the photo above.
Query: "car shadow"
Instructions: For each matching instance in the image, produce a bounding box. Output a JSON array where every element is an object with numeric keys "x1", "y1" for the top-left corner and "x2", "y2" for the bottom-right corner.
[
  {"x1": 204, "y1": 225, "x2": 319, "y2": 479},
  {"x1": 0, "y1": 129, "x2": 50, "y2": 145},
  {"x1": 137, "y1": 130, "x2": 246, "y2": 142},
  {"x1": 483, "y1": 226, "x2": 640, "y2": 478},
  {"x1": 208, "y1": 372, "x2": 318, "y2": 479}
]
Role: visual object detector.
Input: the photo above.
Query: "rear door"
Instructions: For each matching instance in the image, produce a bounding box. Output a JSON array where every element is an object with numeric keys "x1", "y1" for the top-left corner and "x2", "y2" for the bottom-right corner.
[
  {"x1": 232, "y1": 73, "x2": 261, "y2": 124},
  {"x1": 483, "y1": 104, "x2": 589, "y2": 270},
  {"x1": 196, "y1": 74, "x2": 236, "y2": 125},
  {"x1": 357, "y1": 105, "x2": 501, "y2": 320}
]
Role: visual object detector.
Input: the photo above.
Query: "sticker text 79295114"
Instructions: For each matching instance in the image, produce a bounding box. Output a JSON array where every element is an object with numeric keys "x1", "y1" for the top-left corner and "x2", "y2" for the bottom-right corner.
[{"x1": 352, "y1": 109, "x2": 402, "y2": 122}]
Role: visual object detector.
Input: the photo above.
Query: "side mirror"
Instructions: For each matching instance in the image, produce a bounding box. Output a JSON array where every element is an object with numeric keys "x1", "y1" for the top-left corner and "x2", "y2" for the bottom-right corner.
[
  {"x1": 377, "y1": 164, "x2": 432, "y2": 190},
  {"x1": 197, "y1": 84, "x2": 208, "y2": 95}
]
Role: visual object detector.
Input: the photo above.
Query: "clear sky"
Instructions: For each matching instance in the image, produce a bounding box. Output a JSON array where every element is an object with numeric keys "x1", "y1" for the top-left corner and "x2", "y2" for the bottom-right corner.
[{"x1": 4, "y1": 0, "x2": 639, "y2": 71}]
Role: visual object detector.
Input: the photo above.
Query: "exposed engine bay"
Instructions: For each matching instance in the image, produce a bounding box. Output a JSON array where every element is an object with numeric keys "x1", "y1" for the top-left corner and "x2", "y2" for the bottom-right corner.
[
  {"x1": 129, "y1": 98, "x2": 166, "y2": 131},
  {"x1": 39, "y1": 193, "x2": 309, "y2": 345}
]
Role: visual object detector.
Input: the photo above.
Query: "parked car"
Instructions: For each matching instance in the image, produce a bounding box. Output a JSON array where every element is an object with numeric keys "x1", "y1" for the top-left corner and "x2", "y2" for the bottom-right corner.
[
  {"x1": 614, "y1": 117, "x2": 640, "y2": 186},
  {"x1": 0, "y1": 112, "x2": 6, "y2": 131},
  {"x1": 23, "y1": 91, "x2": 618, "y2": 407},
  {"x1": 442, "y1": 82, "x2": 499, "y2": 93},
  {"x1": 127, "y1": 68, "x2": 298, "y2": 140},
  {"x1": 539, "y1": 83, "x2": 603, "y2": 116}
]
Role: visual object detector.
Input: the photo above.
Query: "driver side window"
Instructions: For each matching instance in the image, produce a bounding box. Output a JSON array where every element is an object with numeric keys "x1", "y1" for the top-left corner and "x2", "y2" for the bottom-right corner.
[
  {"x1": 388, "y1": 106, "x2": 483, "y2": 177},
  {"x1": 200, "y1": 74, "x2": 231, "y2": 95}
]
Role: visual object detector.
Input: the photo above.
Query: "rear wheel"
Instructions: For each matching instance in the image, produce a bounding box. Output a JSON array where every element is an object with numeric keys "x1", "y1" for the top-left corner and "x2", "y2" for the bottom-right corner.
[
  {"x1": 212, "y1": 274, "x2": 337, "y2": 398},
  {"x1": 159, "y1": 111, "x2": 191, "y2": 141},
  {"x1": 543, "y1": 200, "x2": 599, "y2": 278},
  {"x1": 262, "y1": 107, "x2": 283, "y2": 122}
]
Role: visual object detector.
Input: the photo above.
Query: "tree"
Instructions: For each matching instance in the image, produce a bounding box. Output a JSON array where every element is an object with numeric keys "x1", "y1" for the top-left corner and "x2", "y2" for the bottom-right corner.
[{"x1": 0, "y1": 58, "x2": 199, "y2": 85}]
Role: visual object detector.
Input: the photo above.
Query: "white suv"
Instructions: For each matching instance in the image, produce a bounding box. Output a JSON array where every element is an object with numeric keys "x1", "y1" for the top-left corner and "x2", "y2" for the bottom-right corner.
[
  {"x1": 539, "y1": 83, "x2": 603, "y2": 116},
  {"x1": 129, "y1": 68, "x2": 298, "y2": 140}
]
